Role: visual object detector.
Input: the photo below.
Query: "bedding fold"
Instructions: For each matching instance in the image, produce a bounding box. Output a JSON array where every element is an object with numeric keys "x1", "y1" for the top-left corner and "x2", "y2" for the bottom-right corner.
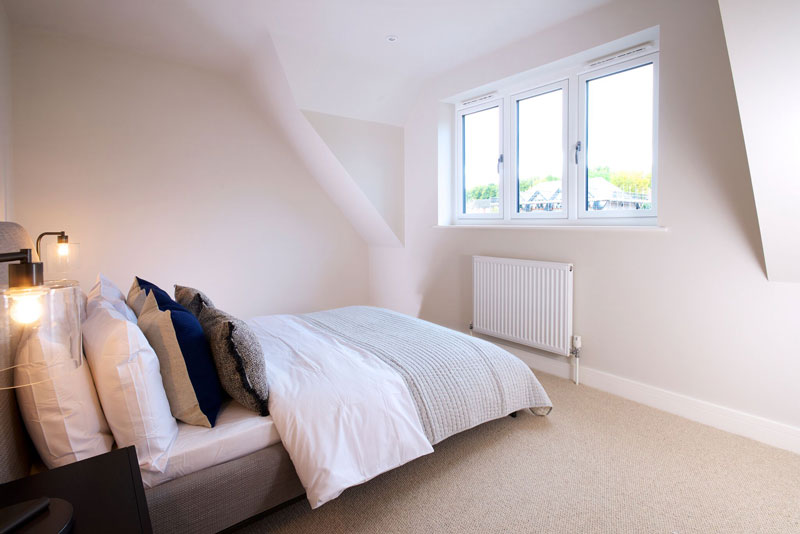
[
  {"x1": 248, "y1": 306, "x2": 552, "y2": 508},
  {"x1": 248, "y1": 314, "x2": 433, "y2": 508},
  {"x1": 302, "y1": 306, "x2": 553, "y2": 444}
]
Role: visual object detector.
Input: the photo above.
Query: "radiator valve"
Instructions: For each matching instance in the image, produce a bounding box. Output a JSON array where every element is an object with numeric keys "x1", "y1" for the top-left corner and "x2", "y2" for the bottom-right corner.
[
  {"x1": 570, "y1": 335, "x2": 582, "y2": 358},
  {"x1": 571, "y1": 335, "x2": 582, "y2": 386}
]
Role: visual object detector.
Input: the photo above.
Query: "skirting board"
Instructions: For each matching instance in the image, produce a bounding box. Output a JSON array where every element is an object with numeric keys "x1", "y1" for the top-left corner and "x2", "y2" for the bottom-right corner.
[{"x1": 496, "y1": 340, "x2": 800, "y2": 456}]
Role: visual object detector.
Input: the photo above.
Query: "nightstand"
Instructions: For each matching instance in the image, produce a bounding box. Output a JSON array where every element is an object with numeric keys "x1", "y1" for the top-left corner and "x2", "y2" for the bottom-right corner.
[{"x1": 0, "y1": 446, "x2": 152, "y2": 533}]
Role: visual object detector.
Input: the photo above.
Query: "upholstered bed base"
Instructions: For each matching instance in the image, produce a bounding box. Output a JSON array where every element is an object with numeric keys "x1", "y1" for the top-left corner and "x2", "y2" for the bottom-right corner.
[
  {"x1": 145, "y1": 442, "x2": 304, "y2": 533},
  {"x1": 0, "y1": 223, "x2": 37, "y2": 484}
]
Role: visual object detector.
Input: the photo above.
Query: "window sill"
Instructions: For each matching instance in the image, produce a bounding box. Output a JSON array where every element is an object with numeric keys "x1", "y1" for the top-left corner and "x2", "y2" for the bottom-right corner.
[{"x1": 434, "y1": 224, "x2": 668, "y2": 232}]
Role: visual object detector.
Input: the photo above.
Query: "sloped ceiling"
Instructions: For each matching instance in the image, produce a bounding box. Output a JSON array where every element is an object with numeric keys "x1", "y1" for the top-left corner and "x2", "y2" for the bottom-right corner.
[
  {"x1": 3, "y1": 0, "x2": 610, "y2": 126},
  {"x1": 244, "y1": 34, "x2": 402, "y2": 247},
  {"x1": 304, "y1": 110, "x2": 405, "y2": 242},
  {"x1": 718, "y1": 0, "x2": 800, "y2": 282}
]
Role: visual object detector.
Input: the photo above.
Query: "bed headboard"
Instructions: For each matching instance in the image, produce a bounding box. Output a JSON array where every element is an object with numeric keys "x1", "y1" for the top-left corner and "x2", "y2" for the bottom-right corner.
[{"x1": 0, "y1": 222, "x2": 38, "y2": 483}]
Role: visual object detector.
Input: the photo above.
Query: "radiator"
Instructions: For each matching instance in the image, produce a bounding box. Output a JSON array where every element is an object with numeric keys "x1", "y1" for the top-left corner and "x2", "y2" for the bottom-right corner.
[{"x1": 472, "y1": 256, "x2": 573, "y2": 356}]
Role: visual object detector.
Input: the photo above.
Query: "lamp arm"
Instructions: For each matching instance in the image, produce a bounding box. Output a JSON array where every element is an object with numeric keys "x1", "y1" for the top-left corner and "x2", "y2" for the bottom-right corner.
[
  {"x1": 35, "y1": 232, "x2": 66, "y2": 259},
  {"x1": 0, "y1": 249, "x2": 42, "y2": 287},
  {"x1": 0, "y1": 249, "x2": 33, "y2": 264}
]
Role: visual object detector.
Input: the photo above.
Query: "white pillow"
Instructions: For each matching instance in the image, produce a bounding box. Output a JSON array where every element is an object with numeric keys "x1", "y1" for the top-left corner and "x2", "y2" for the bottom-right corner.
[
  {"x1": 82, "y1": 300, "x2": 178, "y2": 475},
  {"x1": 87, "y1": 274, "x2": 137, "y2": 322},
  {"x1": 15, "y1": 328, "x2": 114, "y2": 469}
]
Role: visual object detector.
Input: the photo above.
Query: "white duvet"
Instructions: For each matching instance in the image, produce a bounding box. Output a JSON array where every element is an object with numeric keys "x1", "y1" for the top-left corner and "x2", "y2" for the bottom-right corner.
[{"x1": 248, "y1": 315, "x2": 434, "y2": 508}]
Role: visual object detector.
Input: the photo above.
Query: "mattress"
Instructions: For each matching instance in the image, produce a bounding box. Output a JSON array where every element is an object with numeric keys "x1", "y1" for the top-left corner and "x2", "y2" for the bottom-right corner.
[{"x1": 141, "y1": 400, "x2": 281, "y2": 488}]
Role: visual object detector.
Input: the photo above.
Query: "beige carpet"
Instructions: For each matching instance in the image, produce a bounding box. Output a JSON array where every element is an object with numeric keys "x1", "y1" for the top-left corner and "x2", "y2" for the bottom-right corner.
[{"x1": 233, "y1": 373, "x2": 800, "y2": 533}]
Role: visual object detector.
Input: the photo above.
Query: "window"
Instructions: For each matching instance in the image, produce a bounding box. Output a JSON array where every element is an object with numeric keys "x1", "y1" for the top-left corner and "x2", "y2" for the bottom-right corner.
[
  {"x1": 458, "y1": 101, "x2": 503, "y2": 217},
  {"x1": 580, "y1": 62, "x2": 655, "y2": 217},
  {"x1": 454, "y1": 49, "x2": 659, "y2": 226},
  {"x1": 514, "y1": 81, "x2": 568, "y2": 218}
]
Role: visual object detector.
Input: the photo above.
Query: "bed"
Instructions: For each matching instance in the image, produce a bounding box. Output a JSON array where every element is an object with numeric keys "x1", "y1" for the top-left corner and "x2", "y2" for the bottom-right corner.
[
  {"x1": 249, "y1": 306, "x2": 552, "y2": 508},
  {"x1": 0, "y1": 221, "x2": 552, "y2": 533}
]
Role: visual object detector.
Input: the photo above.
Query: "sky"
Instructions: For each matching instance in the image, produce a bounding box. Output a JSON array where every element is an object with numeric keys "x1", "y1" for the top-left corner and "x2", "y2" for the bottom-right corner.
[
  {"x1": 586, "y1": 63, "x2": 653, "y2": 176},
  {"x1": 518, "y1": 88, "x2": 563, "y2": 182},
  {"x1": 462, "y1": 63, "x2": 654, "y2": 192},
  {"x1": 463, "y1": 107, "x2": 501, "y2": 190}
]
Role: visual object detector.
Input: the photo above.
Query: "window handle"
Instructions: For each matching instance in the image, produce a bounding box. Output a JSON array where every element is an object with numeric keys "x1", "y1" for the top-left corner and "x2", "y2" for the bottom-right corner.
[
  {"x1": 497, "y1": 154, "x2": 504, "y2": 173},
  {"x1": 575, "y1": 141, "x2": 582, "y2": 164}
]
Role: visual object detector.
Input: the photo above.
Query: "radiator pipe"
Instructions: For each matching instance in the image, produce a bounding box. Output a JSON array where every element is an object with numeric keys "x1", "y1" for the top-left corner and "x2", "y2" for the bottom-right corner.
[{"x1": 570, "y1": 346, "x2": 581, "y2": 385}]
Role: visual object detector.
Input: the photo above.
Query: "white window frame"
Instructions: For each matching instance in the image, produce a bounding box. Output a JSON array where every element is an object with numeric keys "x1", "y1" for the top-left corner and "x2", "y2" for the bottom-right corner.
[
  {"x1": 577, "y1": 53, "x2": 659, "y2": 220},
  {"x1": 510, "y1": 80, "x2": 569, "y2": 220},
  {"x1": 455, "y1": 98, "x2": 505, "y2": 220},
  {"x1": 452, "y1": 47, "x2": 659, "y2": 227}
]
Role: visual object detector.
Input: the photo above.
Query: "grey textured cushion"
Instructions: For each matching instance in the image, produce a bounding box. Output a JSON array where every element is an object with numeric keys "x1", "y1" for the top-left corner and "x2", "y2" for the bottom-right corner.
[
  {"x1": 197, "y1": 305, "x2": 269, "y2": 416},
  {"x1": 174, "y1": 285, "x2": 215, "y2": 318}
]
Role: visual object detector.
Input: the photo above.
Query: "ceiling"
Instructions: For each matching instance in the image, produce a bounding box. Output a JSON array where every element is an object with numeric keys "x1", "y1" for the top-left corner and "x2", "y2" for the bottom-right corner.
[{"x1": 4, "y1": 0, "x2": 611, "y2": 125}]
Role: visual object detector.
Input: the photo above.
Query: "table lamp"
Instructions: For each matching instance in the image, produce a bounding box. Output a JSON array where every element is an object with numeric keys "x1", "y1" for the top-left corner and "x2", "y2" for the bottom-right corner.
[{"x1": 0, "y1": 245, "x2": 81, "y2": 533}]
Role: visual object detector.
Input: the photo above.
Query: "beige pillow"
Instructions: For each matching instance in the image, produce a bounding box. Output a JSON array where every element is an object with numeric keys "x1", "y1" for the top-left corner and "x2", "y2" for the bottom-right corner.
[
  {"x1": 127, "y1": 280, "x2": 148, "y2": 316},
  {"x1": 137, "y1": 292, "x2": 222, "y2": 427}
]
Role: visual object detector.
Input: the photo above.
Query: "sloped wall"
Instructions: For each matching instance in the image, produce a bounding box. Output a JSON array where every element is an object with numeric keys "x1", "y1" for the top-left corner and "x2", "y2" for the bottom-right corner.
[
  {"x1": 244, "y1": 35, "x2": 401, "y2": 249},
  {"x1": 718, "y1": 0, "x2": 800, "y2": 282},
  {"x1": 304, "y1": 110, "x2": 404, "y2": 243}
]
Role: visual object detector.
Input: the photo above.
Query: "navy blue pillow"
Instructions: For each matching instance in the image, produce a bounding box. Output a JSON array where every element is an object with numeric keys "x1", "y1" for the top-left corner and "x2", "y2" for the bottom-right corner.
[{"x1": 134, "y1": 277, "x2": 224, "y2": 427}]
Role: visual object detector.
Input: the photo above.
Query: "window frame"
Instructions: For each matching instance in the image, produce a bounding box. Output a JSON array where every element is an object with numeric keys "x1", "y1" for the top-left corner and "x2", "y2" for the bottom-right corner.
[
  {"x1": 455, "y1": 98, "x2": 505, "y2": 220},
  {"x1": 452, "y1": 49, "x2": 659, "y2": 226},
  {"x1": 577, "y1": 53, "x2": 660, "y2": 220},
  {"x1": 510, "y1": 80, "x2": 570, "y2": 220}
]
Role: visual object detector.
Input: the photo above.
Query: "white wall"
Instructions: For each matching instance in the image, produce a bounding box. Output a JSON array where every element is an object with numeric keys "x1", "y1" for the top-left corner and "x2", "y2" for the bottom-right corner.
[
  {"x1": 303, "y1": 110, "x2": 404, "y2": 243},
  {"x1": 717, "y1": 0, "x2": 800, "y2": 283},
  {"x1": 371, "y1": 0, "x2": 800, "y2": 439},
  {"x1": 0, "y1": 3, "x2": 10, "y2": 220},
  {"x1": 11, "y1": 29, "x2": 370, "y2": 318}
]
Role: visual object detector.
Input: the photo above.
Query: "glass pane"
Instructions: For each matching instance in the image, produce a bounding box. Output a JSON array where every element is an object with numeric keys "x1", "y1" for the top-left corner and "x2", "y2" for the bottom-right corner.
[
  {"x1": 462, "y1": 106, "x2": 500, "y2": 215},
  {"x1": 517, "y1": 89, "x2": 563, "y2": 213},
  {"x1": 585, "y1": 63, "x2": 653, "y2": 212}
]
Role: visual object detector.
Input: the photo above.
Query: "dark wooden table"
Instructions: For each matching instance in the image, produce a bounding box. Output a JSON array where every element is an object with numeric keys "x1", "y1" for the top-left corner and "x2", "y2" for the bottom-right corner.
[{"x1": 0, "y1": 446, "x2": 152, "y2": 533}]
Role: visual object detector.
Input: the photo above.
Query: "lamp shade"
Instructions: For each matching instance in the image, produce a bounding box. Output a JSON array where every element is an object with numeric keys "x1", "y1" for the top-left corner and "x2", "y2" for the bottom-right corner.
[
  {"x1": 0, "y1": 281, "x2": 83, "y2": 389},
  {"x1": 44, "y1": 241, "x2": 80, "y2": 277}
]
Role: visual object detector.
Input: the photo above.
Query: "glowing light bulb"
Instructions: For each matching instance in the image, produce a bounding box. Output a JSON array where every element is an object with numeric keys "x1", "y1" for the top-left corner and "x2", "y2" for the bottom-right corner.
[
  {"x1": 57, "y1": 243, "x2": 69, "y2": 257},
  {"x1": 10, "y1": 294, "x2": 44, "y2": 324}
]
